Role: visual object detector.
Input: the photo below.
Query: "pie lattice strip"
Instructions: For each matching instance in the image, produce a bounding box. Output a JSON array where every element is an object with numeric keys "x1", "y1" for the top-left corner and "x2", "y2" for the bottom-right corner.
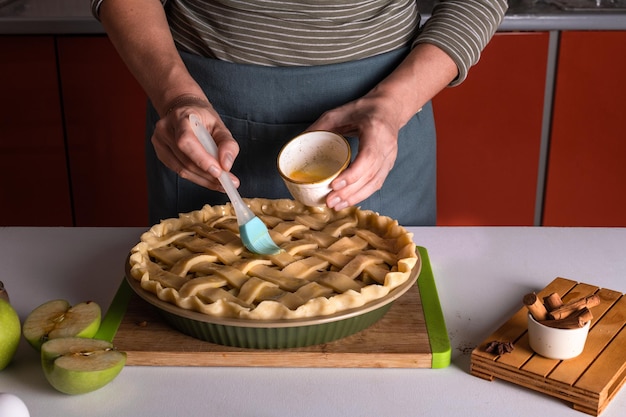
[{"x1": 129, "y1": 199, "x2": 418, "y2": 320}]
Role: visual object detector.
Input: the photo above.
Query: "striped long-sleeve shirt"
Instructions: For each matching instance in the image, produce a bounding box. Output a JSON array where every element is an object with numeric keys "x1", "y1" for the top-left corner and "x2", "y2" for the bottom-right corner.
[{"x1": 92, "y1": 0, "x2": 507, "y2": 85}]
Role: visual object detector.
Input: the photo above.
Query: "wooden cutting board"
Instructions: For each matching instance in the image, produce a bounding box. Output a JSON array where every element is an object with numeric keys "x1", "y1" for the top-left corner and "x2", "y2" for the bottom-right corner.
[
  {"x1": 470, "y1": 277, "x2": 626, "y2": 416},
  {"x1": 97, "y1": 247, "x2": 450, "y2": 369}
]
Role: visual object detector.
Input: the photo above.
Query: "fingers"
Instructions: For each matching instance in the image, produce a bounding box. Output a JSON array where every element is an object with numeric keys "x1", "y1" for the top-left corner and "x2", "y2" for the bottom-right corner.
[
  {"x1": 327, "y1": 148, "x2": 394, "y2": 210},
  {"x1": 312, "y1": 100, "x2": 401, "y2": 211},
  {"x1": 151, "y1": 104, "x2": 240, "y2": 192}
]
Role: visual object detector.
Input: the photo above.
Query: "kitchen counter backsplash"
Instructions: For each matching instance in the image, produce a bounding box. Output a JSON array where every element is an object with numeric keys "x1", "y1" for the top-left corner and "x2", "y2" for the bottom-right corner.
[
  {"x1": 1, "y1": 0, "x2": 625, "y2": 35},
  {"x1": 0, "y1": 0, "x2": 98, "y2": 34}
]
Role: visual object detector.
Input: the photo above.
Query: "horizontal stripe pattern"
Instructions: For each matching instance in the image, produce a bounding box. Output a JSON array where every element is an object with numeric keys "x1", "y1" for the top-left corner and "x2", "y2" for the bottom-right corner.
[
  {"x1": 92, "y1": 0, "x2": 507, "y2": 84},
  {"x1": 415, "y1": 0, "x2": 508, "y2": 84},
  {"x1": 166, "y1": 0, "x2": 419, "y2": 65}
]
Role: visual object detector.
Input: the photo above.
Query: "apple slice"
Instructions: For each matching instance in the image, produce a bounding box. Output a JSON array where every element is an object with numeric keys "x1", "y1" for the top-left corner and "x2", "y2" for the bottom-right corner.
[
  {"x1": 41, "y1": 337, "x2": 126, "y2": 395},
  {"x1": 23, "y1": 300, "x2": 101, "y2": 350}
]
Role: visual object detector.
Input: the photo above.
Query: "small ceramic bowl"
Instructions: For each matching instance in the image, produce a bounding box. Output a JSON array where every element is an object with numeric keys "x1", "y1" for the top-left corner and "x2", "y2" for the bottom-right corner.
[
  {"x1": 277, "y1": 131, "x2": 351, "y2": 207},
  {"x1": 527, "y1": 314, "x2": 590, "y2": 360}
]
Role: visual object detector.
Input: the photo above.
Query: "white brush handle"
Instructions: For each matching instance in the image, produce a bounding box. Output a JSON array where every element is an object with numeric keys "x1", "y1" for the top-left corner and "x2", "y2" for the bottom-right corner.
[{"x1": 189, "y1": 114, "x2": 254, "y2": 225}]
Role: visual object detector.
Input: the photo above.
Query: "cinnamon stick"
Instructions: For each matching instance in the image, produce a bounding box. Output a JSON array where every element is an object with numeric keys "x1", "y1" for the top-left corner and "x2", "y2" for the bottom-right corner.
[
  {"x1": 523, "y1": 292, "x2": 549, "y2": 321},
  {"x1": 539, "y1": 307, "x2": 593, "y2": 329},
  {"x1": 549, "y1": 294, "x2": 601, "y2": 320},
  {"x1": 543, "y1": 292, "x2": 564, "y2": 311}
]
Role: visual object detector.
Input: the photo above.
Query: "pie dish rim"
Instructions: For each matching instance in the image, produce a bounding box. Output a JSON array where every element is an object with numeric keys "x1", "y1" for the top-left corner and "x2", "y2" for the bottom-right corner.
[{"x1": 124, "y1": 254, "x2": 421, "y2": 329}]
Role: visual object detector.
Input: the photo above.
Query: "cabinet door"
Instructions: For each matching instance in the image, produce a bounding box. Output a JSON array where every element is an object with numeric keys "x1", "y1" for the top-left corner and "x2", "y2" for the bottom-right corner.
[
  {"x1": 57, "y1": 36, "x2": 149, "y2": 226},
  {"x1": 543, "y1": 31, "x2": 626, "y2": 227},
  {"x1": 433, "y1": 32, "x2": 550, "y2": 225},
  {"x1": 0, "y1": 36, "x2": 72, "y2": 226}
]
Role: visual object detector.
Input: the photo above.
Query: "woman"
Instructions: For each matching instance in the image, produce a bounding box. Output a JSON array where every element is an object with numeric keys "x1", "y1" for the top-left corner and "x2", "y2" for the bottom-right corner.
[{"x1": 91, "y1": 0, "x2": 507, "y2": 226}]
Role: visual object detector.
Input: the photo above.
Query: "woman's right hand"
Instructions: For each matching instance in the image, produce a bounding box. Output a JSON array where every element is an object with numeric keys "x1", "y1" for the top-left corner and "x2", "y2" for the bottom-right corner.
[
  {"x1": 151, "y1": 96, "x2": 241, "y2": 192},
  {"x1": 98, "y1": 2, "x2": 240, "y2": 192}
]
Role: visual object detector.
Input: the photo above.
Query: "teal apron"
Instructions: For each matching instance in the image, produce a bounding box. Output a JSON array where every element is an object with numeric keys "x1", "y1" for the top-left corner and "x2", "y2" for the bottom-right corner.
[{"x1": 145, "y1": 48, "x2": 436, "y2": 226}]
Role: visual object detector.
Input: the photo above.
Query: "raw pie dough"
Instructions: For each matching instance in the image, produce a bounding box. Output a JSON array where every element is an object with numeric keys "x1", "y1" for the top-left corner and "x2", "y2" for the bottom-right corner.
[{"x1": 128, "y1": 199, "x2": 418, "y2": 320}]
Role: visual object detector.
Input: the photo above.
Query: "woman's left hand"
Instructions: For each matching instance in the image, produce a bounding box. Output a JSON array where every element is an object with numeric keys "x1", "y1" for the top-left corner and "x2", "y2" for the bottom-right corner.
[
  {"x1": 307, "y1": 92, "x2": 403, "y2": 211},
  {"x1": 308, "y1": 43, "x2": 459, "y2": 211}
]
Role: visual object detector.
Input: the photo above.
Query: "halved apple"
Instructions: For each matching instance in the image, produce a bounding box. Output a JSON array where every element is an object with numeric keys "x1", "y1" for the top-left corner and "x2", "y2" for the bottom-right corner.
[
  {"x1": 23, "y1": 300, "x2": 101, "y2": 350},
  {"x1": 41, "y1": 337, "x2": 126, "y2": 395}
]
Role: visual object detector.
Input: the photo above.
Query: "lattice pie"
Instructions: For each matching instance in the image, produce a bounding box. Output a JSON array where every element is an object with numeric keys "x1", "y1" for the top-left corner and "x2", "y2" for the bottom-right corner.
[{"x1": 128, "y1": 199, "x2": 418, "y2": 320}]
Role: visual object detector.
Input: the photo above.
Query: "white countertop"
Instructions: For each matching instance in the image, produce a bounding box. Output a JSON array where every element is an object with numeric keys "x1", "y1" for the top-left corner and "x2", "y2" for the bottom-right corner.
[{"x1": 0, "y1": 226, "x2": 624, "y2": 417}]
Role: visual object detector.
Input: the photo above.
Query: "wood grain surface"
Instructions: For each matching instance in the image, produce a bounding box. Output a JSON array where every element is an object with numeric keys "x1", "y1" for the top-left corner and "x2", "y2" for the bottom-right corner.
[
  {"x1": 471, "y1": 277, "x2": 626, "y2": 416},
  {"x1": 113, "y1": 283, "x2": 434, "y2": 368}
]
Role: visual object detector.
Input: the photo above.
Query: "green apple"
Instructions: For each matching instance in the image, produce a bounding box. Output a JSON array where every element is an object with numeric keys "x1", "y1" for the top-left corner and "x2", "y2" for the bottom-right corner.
[
  {"x1": 0, "y1": 281, "x2": 21, "y2": 371},
  {"x1": 41, "y1": 337, "x2": 126, "y2": 395},
  {"x1": 23, "y1": 299, "x2": 101, "y2": 351}
]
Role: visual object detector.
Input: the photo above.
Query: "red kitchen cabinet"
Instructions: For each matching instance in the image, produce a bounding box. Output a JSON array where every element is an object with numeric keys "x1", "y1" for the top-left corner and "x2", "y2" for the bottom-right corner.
[
  {"x1": 57, "y1": 36, "x2": 149, "y2": 227},
  {"x1": 433, "y1": 32, "x2": 550, "y2": 226},
  {"x1": 543, "y1": 31, "x2": 626, "y2": 227},
  {"x1": 0, "y1": 36, "x2": 72, "y2": 226}
]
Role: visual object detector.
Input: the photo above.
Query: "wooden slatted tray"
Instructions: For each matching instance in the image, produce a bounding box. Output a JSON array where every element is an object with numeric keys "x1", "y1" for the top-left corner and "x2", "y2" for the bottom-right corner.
[{"x1": 470, "y1": 277, "x2": 626, "y2": 416}]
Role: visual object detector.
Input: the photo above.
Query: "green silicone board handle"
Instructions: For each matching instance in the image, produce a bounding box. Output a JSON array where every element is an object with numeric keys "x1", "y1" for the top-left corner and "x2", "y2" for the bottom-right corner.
[
  {"x1": 95, "y1": 279, "x2": 133, "y2": 343},
  {"x1": 417, "y1": 246, "x2": 451, "y2": 368}
]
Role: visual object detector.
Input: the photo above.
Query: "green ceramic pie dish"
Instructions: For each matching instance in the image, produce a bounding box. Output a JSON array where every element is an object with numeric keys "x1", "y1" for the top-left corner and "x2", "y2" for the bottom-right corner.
[{"x1": 124, "y1": 257, "x2": 420, "y2": 349}]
